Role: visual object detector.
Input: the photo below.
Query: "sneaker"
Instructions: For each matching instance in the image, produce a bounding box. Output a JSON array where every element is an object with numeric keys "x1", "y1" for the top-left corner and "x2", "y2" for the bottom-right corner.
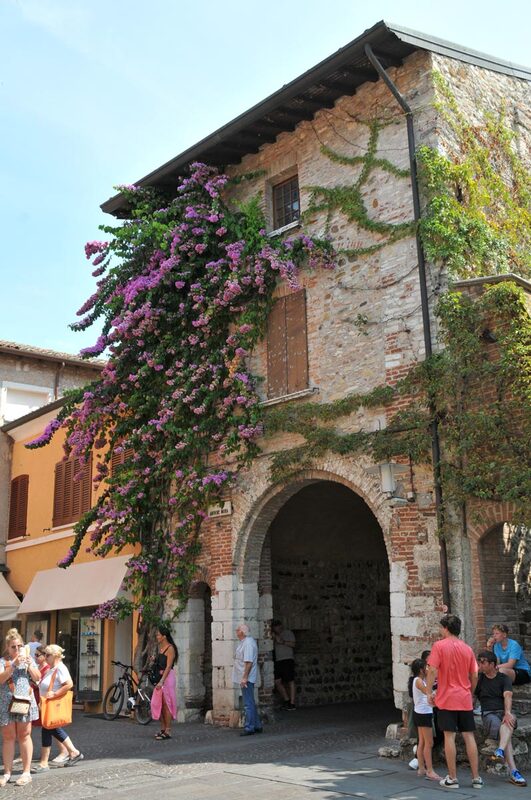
[
  {"x1": 286, "y1": 703, "x2": 296, "y2": 711},
  {"x1": 472, "y1": 776, "x2": 484, "y2": 789},
  {"x1": 439, "y1": 775, "x2": 459, "y2": 789},
  {"x1": 473, "y1": 705, "x2": 482, "y2": 716},
  {"x1": 491, "y1": 747, "x2": 505, "y2": 763},
  {"x1": 510, "y1": 770, "x2": 527, "y2": 787},
  {"x1": 409, "y1": 758, "x2": 419, "y2": 770}
]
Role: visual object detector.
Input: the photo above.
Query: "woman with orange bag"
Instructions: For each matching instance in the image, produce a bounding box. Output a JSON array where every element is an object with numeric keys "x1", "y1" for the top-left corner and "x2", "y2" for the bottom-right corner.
[{"x1": 32, "y1": 645, "x2": 83, "y2": 772}]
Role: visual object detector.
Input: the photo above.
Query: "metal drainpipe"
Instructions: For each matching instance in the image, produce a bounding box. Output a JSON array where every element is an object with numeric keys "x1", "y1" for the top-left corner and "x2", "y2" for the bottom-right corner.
[{"x1": 364, "y1": 43, "x2": 451, "y2": 611}]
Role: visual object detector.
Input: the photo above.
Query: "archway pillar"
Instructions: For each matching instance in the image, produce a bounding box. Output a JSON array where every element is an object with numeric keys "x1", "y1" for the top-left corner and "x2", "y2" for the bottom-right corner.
[
  {"x1": 172, "y1": 597, "x2": 206, "y2": 722},
  {"x1": 210, "y1": 574, "x2": 263, "y2": 723}
]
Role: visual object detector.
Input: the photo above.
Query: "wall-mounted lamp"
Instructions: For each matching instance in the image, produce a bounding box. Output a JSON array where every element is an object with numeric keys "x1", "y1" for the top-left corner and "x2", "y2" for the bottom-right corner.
[{"x1": 367, "y1": 461, "x2": 409, "y2": 494}]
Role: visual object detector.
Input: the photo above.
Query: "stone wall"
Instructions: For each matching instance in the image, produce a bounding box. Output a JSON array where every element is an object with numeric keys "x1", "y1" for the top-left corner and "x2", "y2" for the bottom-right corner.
[{"x1": 273, "y1": 557, "x2": 391, "y2": 705}]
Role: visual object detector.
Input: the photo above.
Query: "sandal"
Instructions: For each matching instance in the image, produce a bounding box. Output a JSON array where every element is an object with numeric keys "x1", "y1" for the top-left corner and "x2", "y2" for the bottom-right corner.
[
  {"x1": 15, "y1": 773, "x2": 32, "y2": 786},
  {"x1": 155, "y1": 731, "x2": 171, "y2": 740}
]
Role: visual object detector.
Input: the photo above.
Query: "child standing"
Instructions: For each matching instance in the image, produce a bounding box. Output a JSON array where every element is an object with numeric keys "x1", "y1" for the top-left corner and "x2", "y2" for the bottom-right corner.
[{"x1": 411, "y1": 658, "x2": 441, "y2": 781}]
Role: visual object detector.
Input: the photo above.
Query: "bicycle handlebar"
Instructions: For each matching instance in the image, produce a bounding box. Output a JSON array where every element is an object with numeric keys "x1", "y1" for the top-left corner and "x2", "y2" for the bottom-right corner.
[
  {"x1": 111, "y1": 660, "x2": 133, "y2": 670},
  {"x1": 110, "y1": 659, "x2": 149, "y2": 677}
]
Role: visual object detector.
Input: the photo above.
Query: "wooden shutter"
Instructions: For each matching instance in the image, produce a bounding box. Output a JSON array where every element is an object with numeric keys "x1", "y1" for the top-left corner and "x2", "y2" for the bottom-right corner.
[
  {"x1": 286, "y1": 290, "x2": 308, "y2": 394},
  {"x1": 267, "y1": 298, "x2": 288, "y2": 398},
  {"x1": 8, "y1": 475, "x2": 29, "y2": 539},
  {"x1": 267, "y1": 290, "x2": 308, "y2": 399},
  {"x1": 53, "y1": 461, "x2": 67, "y2": 528},
  {"x1": 53, "y1": 455, "x2": 92, "y2": 527},
  {"x1": 111, "y1": 446, "x2": 134, "y2": 474}
]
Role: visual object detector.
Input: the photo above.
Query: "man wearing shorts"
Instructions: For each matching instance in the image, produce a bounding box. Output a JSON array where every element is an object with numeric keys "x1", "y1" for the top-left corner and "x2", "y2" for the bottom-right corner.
[
  {"x1": 476, "y1": 650, "x2": 527, "y2": 787},
  {"x1": 272, "y1": 620, "x2": 296, "y2": 710},
  {"x1": 426, "y1": 614, "x2": 483, "y2": 790}
]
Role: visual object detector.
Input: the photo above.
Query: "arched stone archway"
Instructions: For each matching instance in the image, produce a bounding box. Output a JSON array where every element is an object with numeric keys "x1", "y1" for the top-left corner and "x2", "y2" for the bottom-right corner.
[
  {"x1": 229, "y1": 464, "x2": 394, "y2": 712},
  {"x1": 208, "y1": 455, "x2": 431, "y2": 721},
  {"x1": 233, "y1": 457, "x2": 393, "y2": 584}
]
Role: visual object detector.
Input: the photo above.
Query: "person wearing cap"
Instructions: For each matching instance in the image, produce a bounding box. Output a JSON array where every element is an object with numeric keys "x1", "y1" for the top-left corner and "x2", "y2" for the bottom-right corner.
[{"x1": 476, "y1": 649, "x2": 527, "y2": 787}]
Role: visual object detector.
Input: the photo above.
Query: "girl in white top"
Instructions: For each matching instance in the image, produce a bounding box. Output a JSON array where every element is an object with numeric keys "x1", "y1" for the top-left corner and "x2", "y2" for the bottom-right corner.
[{"x1": 411, "y1": 658, "x2": 441, "y2": 781}]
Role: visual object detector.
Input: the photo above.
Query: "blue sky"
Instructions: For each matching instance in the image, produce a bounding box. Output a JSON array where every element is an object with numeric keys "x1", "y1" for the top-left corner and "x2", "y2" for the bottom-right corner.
[{"x1": 1, "y1": 0, "x2": 529, "y2": 354}]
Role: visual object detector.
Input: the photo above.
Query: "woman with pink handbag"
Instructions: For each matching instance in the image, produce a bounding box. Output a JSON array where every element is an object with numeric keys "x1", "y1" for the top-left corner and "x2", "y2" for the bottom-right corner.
[{"x1": 0, "y1": 629, "x2": 40, "y2": 786}]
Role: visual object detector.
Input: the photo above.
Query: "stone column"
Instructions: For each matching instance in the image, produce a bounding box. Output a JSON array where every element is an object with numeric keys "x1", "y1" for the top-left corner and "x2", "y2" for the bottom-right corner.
[
  {"x1": 172, "y1": 598, "x2": 205, "y2": 722},
  {"x1": 210, "y1": 574, "x2": 260, "y2": 723}
]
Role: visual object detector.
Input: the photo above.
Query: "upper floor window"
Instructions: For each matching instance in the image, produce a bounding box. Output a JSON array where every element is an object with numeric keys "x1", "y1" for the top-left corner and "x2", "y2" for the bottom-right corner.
[
  {"x1": 272, "y1": 175, "x2": 300, "y2": 230},
  {"x1": 111, "y1": 446, "x2": 134, "y2": 475},
  {"x1": 53, "y1": 455, "x2": 92, "y2": 528},
  {"x1": 8, "y1": 475, "x2": 29, "y2": 539},
  {"x1": 266, "y1": 289, "x2": 308, "y2": 399}
]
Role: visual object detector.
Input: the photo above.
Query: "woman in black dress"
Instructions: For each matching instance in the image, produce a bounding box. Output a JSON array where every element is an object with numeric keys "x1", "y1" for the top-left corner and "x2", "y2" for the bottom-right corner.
[{"x1": 151, "y1": 626, "x2": 178, "y2": 740}]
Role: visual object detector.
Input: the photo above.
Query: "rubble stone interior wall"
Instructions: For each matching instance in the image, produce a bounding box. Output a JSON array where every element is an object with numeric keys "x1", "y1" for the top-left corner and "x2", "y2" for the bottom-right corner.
[
  {"x1": 480, "y1": 523, "x2": 531, "y2": 652},
  {"x1": 262, "y1": 481, "x2": 392, "y2": 706}
]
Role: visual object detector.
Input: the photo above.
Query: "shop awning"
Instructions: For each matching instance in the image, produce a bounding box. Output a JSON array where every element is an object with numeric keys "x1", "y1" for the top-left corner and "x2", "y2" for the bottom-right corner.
[
  {"x1": 18, "y1": 555, "x2": 130, "y2": 615},
  {"x1": 0, "y1": 574, "x2": 21, "y2": 621}
]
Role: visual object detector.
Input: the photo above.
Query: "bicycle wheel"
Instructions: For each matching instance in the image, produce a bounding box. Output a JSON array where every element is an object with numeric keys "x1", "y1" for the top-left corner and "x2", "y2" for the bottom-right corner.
[
  {"x1": 103, "y1": 681, "x2": 125, "y2": 720},
  {"x1": 135, "y1": 694, "x2": 152, "y2": 725}
]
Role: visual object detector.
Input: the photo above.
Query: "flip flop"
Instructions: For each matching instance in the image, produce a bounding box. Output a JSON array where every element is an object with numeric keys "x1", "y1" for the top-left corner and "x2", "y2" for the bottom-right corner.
[{"x1": 65, "y1": 753, "x2": 84, "y2": 766}]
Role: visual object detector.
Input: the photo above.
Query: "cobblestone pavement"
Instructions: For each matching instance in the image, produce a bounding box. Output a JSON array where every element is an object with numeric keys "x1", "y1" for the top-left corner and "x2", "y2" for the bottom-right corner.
[{"x1": 0, "y1": 701, "x2": 523, "y2": 798}]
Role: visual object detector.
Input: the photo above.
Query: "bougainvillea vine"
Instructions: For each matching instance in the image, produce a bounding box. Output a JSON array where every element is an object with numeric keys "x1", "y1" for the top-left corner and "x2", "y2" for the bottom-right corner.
[{"x1": 26, "y1": 163, "x2": 334, "y2": 623}]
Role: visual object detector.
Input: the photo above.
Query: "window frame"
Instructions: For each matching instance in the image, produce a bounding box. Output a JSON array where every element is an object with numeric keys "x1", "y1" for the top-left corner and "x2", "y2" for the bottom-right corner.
[
  {"x1": 52, "y1": 454, "x2": 93, "y2": 528},
  {"x1": 272, "y1": 174, "x2": 301, "y2": 230}
]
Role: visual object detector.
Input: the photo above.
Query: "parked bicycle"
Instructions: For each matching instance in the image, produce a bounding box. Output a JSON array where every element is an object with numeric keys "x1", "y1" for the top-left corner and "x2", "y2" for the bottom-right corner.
[{"x1": 103, "y1": 660, "x2": 153, "y2": 724}]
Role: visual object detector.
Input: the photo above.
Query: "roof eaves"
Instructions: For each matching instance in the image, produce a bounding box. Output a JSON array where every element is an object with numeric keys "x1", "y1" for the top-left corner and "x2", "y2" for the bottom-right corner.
[
  {"x1": 0, "y1": 340, "x2": 105, "y2": 370},
  {"x1": 101, "y1": 20, "x2": 531, "y2": 217}
]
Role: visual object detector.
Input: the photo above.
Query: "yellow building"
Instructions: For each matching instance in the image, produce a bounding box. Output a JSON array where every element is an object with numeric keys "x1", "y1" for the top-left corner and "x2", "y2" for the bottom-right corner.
[{"x1": 1, "y1": 400, "x2": 137, "y2": 711}]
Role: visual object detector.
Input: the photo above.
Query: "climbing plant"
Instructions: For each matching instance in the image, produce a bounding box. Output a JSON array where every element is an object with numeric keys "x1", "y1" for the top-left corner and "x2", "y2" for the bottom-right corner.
[
  {"x1": 26, "y1": 163, "x2": 334, "y2": 624},
  {"x1": 306, "y1": 118, "x2": 415, "y2": 259},
  {"x1": 417, "y1": 72, "x2": 531, "y2": 279}
]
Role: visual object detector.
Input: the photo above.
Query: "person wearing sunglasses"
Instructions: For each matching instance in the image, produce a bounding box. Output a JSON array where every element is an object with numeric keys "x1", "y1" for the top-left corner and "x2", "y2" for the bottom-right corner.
[
  {"x1": 31, "y1": 646, "x2": 69, "y2": 765},
  {"x1": 0, "y1": 629, "x2": 40, "y2": 787}
]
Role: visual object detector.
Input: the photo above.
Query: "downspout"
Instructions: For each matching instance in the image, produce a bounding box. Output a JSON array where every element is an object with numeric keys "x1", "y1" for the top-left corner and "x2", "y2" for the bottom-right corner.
[{"x1": 364, "y1": 43, "x2": 451, "y2": 611}]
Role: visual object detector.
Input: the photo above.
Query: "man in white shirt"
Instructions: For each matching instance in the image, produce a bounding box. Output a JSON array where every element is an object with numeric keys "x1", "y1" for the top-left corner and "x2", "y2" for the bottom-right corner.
[{"x1": 232, "y1": 623, "x2": 262, "y2": 736}]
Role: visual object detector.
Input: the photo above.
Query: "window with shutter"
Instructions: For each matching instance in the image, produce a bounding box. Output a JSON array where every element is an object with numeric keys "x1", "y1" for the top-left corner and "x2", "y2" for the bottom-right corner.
[
  {"x1": 8, "y1": 475, "x2": 29, "y2": 539},
  {"x1": 52, "y1": 455, "x2": 92, "y2": 527},
  {"x1": 266, "y1": 289, "x2": 308, "y2": 399},
  {"x1": 111, "y1": 446, "x2": 134, "y2": 475},
  {"x1": 272, "y1": 175, "x2": 300, "y2": 230}
]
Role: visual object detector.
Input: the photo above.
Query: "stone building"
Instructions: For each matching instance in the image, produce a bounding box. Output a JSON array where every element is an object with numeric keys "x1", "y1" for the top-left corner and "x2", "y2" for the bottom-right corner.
[{"x1": 75, "y1": 23, "x2": 531, "y2": 721}]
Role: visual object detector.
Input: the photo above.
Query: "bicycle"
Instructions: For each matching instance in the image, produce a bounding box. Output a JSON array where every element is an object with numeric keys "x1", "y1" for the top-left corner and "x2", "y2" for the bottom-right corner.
[{"x1": 103, "y1": 660, "x2": 153, "y2": 724}]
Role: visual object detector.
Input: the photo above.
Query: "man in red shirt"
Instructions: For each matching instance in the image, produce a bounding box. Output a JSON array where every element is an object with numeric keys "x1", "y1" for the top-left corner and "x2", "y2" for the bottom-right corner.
[{"x1": 426, "y1": 614, "x2": 482, "y2": 790}]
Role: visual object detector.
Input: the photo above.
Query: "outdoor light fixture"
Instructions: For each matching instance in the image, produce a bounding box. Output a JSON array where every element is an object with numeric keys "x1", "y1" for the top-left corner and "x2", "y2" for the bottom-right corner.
[{"x1": 366, "y1": 462, "x2": 410, "y2": 497}]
